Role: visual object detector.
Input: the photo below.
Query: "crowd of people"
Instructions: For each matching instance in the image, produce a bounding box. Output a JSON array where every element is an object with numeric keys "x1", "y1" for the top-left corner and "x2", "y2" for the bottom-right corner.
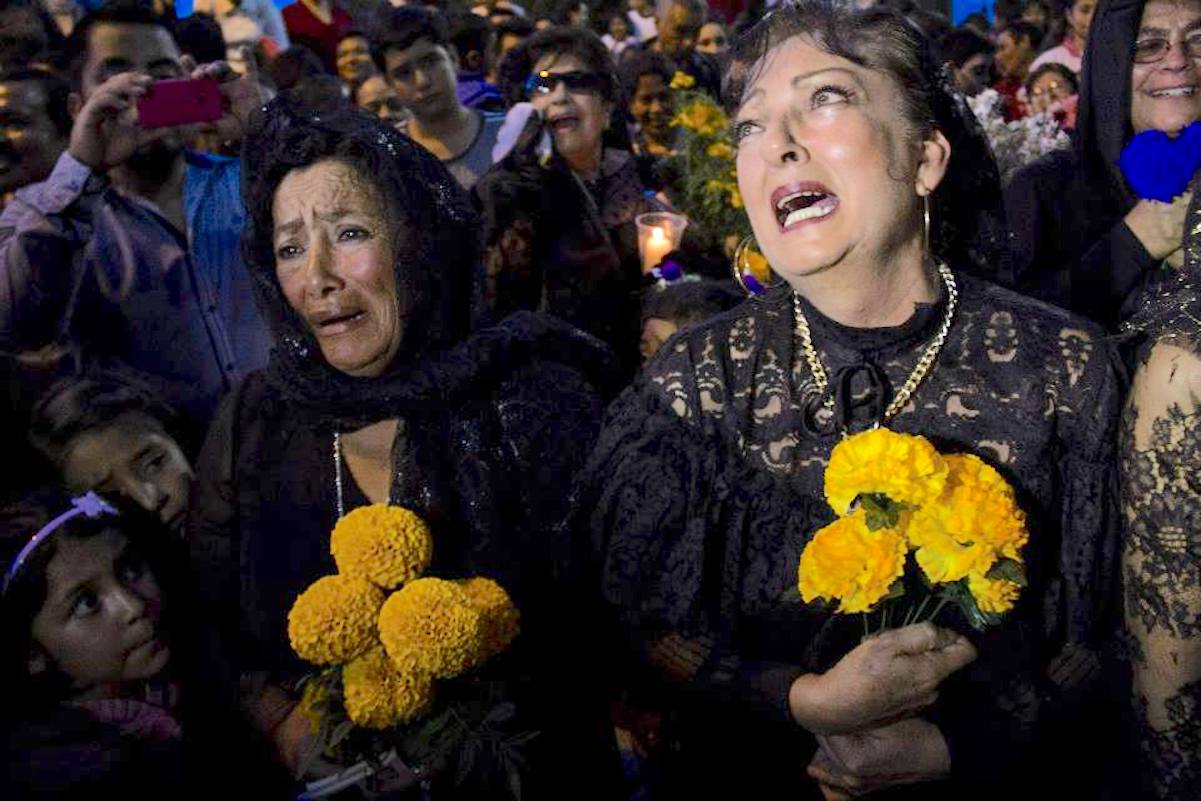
[{"x1": 1, "y1": 0, "x2": 1200, "y2": 798}]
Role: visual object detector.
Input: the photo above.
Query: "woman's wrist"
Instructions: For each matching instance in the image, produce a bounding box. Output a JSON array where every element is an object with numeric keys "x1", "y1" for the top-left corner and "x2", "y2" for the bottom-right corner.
[{"x1": 788, "y1": 672, "x2": 830, "y2": 733}]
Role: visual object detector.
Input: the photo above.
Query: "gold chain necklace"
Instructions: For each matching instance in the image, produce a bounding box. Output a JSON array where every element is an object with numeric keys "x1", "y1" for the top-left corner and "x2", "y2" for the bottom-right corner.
[{"x1": 793, "y1": 262, "x2": 958, "y2": 424}]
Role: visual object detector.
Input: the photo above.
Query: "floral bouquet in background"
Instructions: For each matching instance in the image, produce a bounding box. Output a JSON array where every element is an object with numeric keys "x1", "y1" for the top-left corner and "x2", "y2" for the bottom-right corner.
[
  {"x1": 797, "y1": 429, "x2": 1029, "y2": 633},
  {"x1": 966, "y1": 88, "x2": 1071, "y2": 184},
  {"x1": 287, "y1": 504, "x2": 529, "y2": 799}
]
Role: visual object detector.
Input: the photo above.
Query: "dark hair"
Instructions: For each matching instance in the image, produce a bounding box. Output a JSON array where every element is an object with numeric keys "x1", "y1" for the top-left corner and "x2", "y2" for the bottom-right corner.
[
  {"x1": 241, "y1": 99, "x2": 481, "y2": 377},
  {"x1": 906, "y1": 9, "x2": 952, "y2": 44},
  {"x1": 498, "y1": 25, "x2": 619, "y2": 106},
  {"x1": 448, "y1": 11, "x2": 493, "y2": 60},
  {"x1": 1022, "y1": 0, "x2": 1051, "y2": 15},
  {"x1": 724, "y1": 0, "x2": 1006, "y2": 275},
  {"x1": 29, "y1": 375, "x2": 181, "y2": 470},
  {"x1": 495, "y1": 15, "x2": 536, "y2": 41},
  {"x1": 642, "y1": 280, "x2": 742, "y2": 326},
  {"x1": 0, "y1": 66, "x2": 71, "y2": 137},
  {"x1": 336, "y1": 27, "x2": 372, "y2": 48},
  {"x1": 268, "y1": 45, "x2": 326, "y2": 91},
  {"x1": 372, "y1": 6, "x2": 451, "y2": 73},
  {"x1": 0, "y1": 0, "x2": 67, "y2": 68},
  {"x1": 63, "y1": 0, "x2": 176, "y2": 89},
  {"x1": 549, "y1": 0, "x2": 586, "y2": 26},
  {"x1": 939, "y1": 27, "x2": 994, "y2": 68},
  {"x1": 963, "y1": 11, "x2": 990, "y2": 31},
  {"x1": 0, "y1": 489, "x2": 172, "y2": 716},
  {"x1": 284, "y1": 73, "x2": 352, "y2": 113},
  {"x1": 1024, "y1": 59, "x2": 1078, "y2": 95},
  {"x1": 1002, "y1": 20, "x2": 1043, "y2": 47},
  {"x1": 655, "y1": 0, "x2": 706, "y2": 20},
  {"x1": 617, "y1": 47, "x2": 675, "y2": 101},
  {"x1": 173, "y1": 12, "x2": 226, "y2": 64}
]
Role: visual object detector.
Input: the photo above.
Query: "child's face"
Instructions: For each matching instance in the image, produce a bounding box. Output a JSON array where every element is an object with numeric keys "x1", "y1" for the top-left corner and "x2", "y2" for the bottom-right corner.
[
  {"x1": 29, "y1": 529, "x2": 169, "y2": 695},
  {"x1": 610, "y1": 16, "x2": 630, "y2": 38},
  {"x1": 60, "y1": 412, "x2": 194, "y2": 534}
]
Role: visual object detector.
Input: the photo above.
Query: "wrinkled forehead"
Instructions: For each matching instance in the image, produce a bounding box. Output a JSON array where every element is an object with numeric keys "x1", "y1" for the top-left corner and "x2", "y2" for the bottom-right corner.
[
  {"x1": 735, "y1": 35, "x2": 871, "y2": 113},
  {"x1": 271, "y1": 159, "x2": 389, "y2": 232}
]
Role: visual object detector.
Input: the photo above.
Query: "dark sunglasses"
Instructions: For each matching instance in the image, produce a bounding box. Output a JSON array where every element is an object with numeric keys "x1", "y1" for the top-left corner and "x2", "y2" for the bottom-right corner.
[{"x1": 524, "y1": 70, "x2": 606, "y2": 98}]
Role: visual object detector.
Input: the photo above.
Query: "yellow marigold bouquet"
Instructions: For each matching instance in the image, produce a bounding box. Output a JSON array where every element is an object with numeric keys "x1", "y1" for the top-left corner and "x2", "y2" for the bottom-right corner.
[
  {"x1": 797, "y1": 429, "x2": 1029, "y2": 631},
  {"x1": 286, "y1": 504, "x2": 530, "y2": 798},
  {"x1": 663, "y1": 81, "x2": 760, "y2": 268}
]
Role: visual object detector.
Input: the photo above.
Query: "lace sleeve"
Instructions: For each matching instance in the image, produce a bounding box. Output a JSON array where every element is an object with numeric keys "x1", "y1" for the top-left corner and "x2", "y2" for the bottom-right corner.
[
  {"x1": 1122, "y1": 340, "x2": 1201, "y2": 799},
  {"x1": 580, "y1": 364, "x2": 831, "y2": 726}
]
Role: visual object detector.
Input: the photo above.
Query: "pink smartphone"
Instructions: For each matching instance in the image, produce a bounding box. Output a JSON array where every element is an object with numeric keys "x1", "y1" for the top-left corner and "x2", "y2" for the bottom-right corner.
[{"x1": 137, "y1": 78, "x2": 223, "y2": 130}]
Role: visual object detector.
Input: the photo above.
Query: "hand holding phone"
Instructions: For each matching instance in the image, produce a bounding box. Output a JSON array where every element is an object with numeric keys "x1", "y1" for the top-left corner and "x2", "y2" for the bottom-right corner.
[{"x1": 136, "y1": 78, "x2": 223, "y2": 130}]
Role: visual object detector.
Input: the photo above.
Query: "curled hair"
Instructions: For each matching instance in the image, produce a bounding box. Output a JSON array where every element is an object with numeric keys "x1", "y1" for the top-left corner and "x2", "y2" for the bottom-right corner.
[
  {"x1": 498, "y1": 25, "x2": 621, "y2": 107},
  {"x1": 723, "y1": 0, "x2": 1007, "y2": 276},
  {"x1": 618, "y1": 48, "x2": 677, "y2": 102},
  {"x1": 1024, "y1": 60, "x2": 1078, "y2": 97},
  {"x1": 240, "y1": 97, "x2": 481, "y2": 403}
]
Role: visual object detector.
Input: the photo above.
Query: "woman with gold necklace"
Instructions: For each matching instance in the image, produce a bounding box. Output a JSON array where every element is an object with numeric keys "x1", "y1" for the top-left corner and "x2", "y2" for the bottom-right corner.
[{"x1": 579, "y1": 2, "x2": 1123, "y2": 798}]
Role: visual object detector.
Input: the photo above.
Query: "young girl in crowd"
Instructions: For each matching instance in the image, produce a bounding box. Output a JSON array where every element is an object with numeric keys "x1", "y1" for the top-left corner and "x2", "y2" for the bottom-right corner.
[{"x1": 0, "y1": 491, "x2": 284, "y2": 799}]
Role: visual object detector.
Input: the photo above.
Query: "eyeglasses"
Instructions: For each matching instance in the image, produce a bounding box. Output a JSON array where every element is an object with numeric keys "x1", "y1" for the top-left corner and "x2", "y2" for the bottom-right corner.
[
  {"x1": 1030, "y1": 81, "x2": 1068, "y2": 97},
  {"x1": 1133, "y1": 32, "x2": 1201, "y2": 64},
  {"x1": 523, "y1": 70, "x2": 606, "y2": 98}
]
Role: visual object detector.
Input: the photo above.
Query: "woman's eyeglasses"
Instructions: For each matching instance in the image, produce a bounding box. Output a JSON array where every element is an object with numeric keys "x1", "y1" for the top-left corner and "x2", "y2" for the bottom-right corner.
[
  {"x1": 524, "y1": 70, "x2": 606, "y2": 98},
  {"x1": 1133, "y1": 32, "x2": 1201, "y2": 64}
]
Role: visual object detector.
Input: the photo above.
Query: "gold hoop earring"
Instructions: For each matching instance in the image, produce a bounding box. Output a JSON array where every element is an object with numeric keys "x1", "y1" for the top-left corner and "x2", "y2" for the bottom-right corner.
[{"x1": 732, "y1": 234, "x2": 781, "y2": 297}]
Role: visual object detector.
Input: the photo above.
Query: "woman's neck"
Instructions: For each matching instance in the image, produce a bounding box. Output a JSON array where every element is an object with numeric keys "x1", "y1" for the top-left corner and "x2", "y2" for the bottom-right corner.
[
  {"x1": 788, "y1": 239, "x2": 938, "y2": 329},
  {"x1": 564, "y1": 142, "x2": 603, "y2": 180},
  {"x1": 341, "y1": 419, "x2": 400, "y2": 505}
]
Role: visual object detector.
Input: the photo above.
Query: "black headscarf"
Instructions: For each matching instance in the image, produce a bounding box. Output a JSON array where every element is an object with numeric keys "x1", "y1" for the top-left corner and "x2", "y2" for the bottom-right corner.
[
  {"x1": 241, "y1": 98, "x2": 617, "y2": 427},
  {"x1": 1076, "y1": 0, "x2": 1146, "y2": 208}
]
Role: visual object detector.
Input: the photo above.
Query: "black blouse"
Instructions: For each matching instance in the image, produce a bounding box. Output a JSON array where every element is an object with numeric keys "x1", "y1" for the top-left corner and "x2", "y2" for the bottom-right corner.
[{"x1": 578, "y1": 270, "x2": 1124, "y2": 798}]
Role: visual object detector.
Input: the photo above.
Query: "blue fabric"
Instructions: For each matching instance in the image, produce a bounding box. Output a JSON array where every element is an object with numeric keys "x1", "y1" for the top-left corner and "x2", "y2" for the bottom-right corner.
[
  {"x1": 457, "y1": 72, "x2": 504, "y2": 110},
  {"x1": 1119, "y1": 121, "x2": 1201, "y2": 202},
  {"x1": 0, "y1": 151, "x2": 272, "y2": 424}
]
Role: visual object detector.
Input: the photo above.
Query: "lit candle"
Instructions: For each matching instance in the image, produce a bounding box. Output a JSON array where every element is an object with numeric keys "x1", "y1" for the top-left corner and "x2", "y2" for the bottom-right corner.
[{"x1": 641, "y1": 225, "x2": 673, "y2": 274}]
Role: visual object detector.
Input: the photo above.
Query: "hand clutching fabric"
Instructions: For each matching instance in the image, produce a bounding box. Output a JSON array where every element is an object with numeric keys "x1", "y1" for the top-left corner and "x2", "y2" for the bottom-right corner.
[
  {"x1": 1125, "y1": 191, "x2": 1192, "y2": 263},
  {"x1": 787, "y1": 622, "x2": 977, "y2": 736}
]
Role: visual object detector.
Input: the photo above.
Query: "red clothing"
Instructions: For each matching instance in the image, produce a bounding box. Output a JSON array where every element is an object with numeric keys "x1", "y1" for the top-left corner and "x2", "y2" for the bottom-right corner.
[
  {"x1": 282, "y1": 0, "x2": 352, "y2": 71},
  {"x1": 994, "y1": 76, "x2": 1026, "y2": 122}
]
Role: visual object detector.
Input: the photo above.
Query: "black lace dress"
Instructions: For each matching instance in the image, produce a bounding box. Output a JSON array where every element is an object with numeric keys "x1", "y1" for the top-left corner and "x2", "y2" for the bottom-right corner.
[
  {"x1": 1118, "y1": 189, "x2": 1201, "y2": 800},
  {"x1": 578, "y1": 270, "x2": 1123, "y2": 799}
]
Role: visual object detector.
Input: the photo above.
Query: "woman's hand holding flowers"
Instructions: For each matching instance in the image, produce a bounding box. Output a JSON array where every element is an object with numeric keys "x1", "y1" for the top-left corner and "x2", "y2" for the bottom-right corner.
[
  {"x1": 806, "y1": 717, "x2": 951, "y2": 799},
  {"x1": 788, "y1": 622, "x2": 976, "y2": 735}
]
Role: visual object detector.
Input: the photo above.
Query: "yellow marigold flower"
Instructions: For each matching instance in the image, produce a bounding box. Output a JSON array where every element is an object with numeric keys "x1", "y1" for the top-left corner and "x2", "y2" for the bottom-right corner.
[
  {"x1": 671, "y1": 100, "x2": 725, "y2": 136},
  {"x1": 728, "y1": 185, "x2": 744, "y2": 209},
  {"x1": 798, "y1": 512, "x2": 907, "y2": 614},
  {"x1": 342, "y1": 647, "x2": 435, "y2": 729},
  {"x1": 706, "y1": 141, "x2": 733, "y2": 160},
  {"x1": 908, "y1": 453, "x2": 1028, "y2": 584},
  {"x1": 288, "y1": 575, "x2": 384, "y2": 666},
  {"x1": 456, "y1": 577, "x2": 521, "y2": 660},
  {"x1": 824, "y1": 429, "x2": 948, "y2": 516},
  {"x1": 967, "y1": 572, "x2": 1020, "y2": 614},
  {"x1": 670, "y1": 71, "x2": 696, "y2": 89},
  {"x1": 331, "y1": 504, "x2": 434, "y2": 591},
  {"x1": 379, "y1": 578, "x2": 485, "y2": 679}
]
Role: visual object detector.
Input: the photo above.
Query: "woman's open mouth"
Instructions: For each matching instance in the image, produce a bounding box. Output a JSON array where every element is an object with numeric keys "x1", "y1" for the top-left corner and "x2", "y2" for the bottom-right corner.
[
  {"x1": 772, "y1": 182, "x2": 839, "y2": 231},
  {"x1": 549, "y1": 114, "x2": 581, "y2": 134},
  {"x1": 312, "y1": 309, "x2": 368, "y2": 336}
]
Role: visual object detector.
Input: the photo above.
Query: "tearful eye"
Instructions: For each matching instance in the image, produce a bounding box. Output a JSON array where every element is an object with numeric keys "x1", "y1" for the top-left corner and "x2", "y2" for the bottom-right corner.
[
  {"x1": 731, "y1": 120, "x2": 760, "y2": 143},
  {"x1": 276, "y1": 244, "x2": 303, "y2": 261}
]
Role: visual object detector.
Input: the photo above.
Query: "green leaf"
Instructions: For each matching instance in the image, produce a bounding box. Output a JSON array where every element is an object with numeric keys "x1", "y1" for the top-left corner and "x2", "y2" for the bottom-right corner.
[
  {"x1": 885, "y1": 579, "x2": 906, "y2": 602},
  {"x1": 986, "y1": 558, "x2": 1028, "y2": 588},
  {"x1": 859, "y1": 494, "x2": 902, "y2": 530}
]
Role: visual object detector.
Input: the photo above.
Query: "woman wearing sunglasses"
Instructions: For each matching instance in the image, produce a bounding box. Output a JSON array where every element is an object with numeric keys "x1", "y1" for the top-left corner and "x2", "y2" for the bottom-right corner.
[{"x1": 475, "y1": 26, "x2": 661, "y2": 380}]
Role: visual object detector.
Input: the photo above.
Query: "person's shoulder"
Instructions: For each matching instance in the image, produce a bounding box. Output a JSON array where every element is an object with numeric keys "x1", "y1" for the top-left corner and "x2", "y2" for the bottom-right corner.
[
  {"x1": 960, "y1": 271, "x2": 1107, "y2": 339},
  {"x1": 1005, "y1": 146, "x2": 1081, "y2": 197},
  {"x1": 648, "y1": 288, "x2": 777, "y2": 370}
]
